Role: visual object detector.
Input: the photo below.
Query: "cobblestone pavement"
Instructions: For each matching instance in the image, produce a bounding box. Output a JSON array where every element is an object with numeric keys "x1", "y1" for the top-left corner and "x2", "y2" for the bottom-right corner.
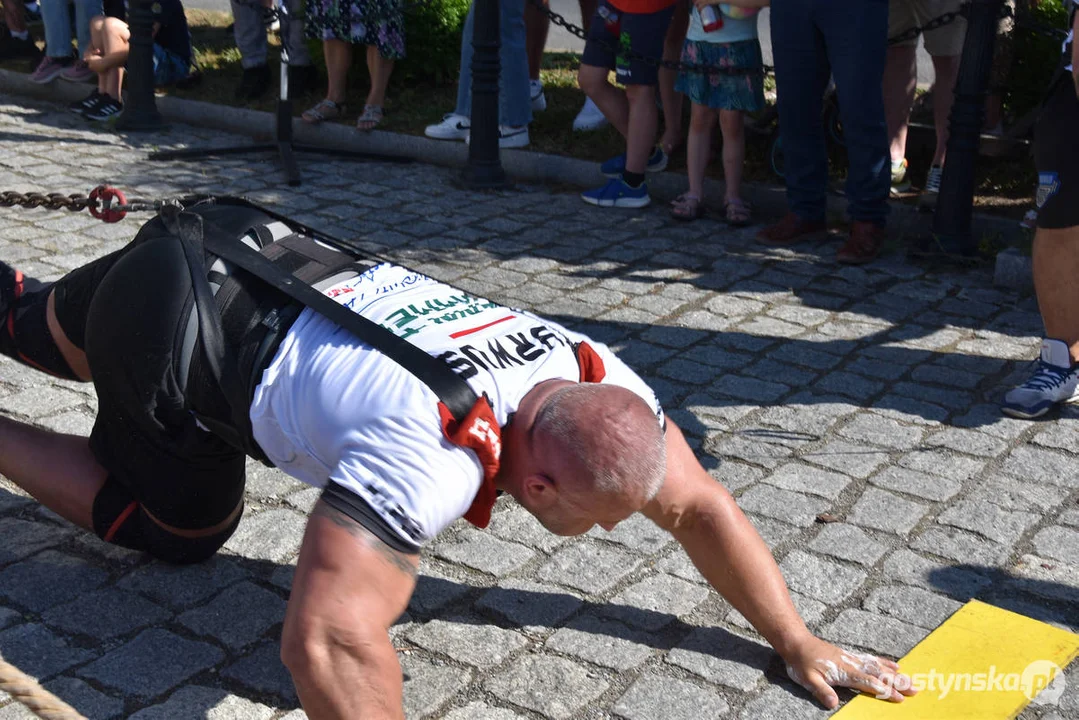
[{"x1": 0, "y1": 96, "x2": 1076, "y2": 720}]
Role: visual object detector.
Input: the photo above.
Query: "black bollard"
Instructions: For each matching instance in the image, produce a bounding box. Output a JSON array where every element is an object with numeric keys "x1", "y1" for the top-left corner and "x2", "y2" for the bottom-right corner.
[
  {"x1": 928, "y1": 0, "x2": 1003, "y2": 255},
  {"x1": 462, "y1": 0, "x2": 507, "y2": 189},
  {"x1": 116, "y1": 0, "x2": 165, "y2": 131}
]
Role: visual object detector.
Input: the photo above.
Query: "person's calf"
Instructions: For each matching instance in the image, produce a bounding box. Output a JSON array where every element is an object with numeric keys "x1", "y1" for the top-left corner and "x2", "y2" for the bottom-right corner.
[{"x1": 0, "y1": 264, "x2": 80, "y2": 380}]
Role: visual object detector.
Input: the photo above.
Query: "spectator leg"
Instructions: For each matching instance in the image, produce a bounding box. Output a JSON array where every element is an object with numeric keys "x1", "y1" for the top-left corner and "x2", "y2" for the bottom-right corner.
[
  {"x1": 99, "y1": 16, "x2": 129, "y2": 99},
  {"x1": 770, "y1": 0, "x2": 830, "y2": 222},
  {"x1": 454, "y1": 5, "x2": 476, "y2": 117},
  {"x1": 3, "y1": 0, "x2": 27, "y2": 35},
  {"x1": 658, "y1": 0, "x2": 688, "y2": 154},
  {"x1": 40, "y1": 0, "x2": 74, "y2": 58},
  {"x1": 74, "y1": 0, "x2": 103, "y2": 58},
  {"x1": 1033, "y1": 226, "x2": 1079, "y2": 360},
  {"x1": 578, "y1": 64, "x2": 628, "y2": 135},
  {"x1": 524, "y1": 0, "x2": 549, "y2": 81},
  {"x1": 364, "y1": 46, "x2": 393, "y2": 108},
  {"x1": 498, "y1": 0, "x2": 532, "y2": 126},
  {"x1": 719, "y1": 109, "x2": 746, "y2": 204},
  {"x1": 230, "y1": 0, "x2": 268, "y2": 69},
  {"x1": 283, "y1": 0, "x2": 312, "y2": 65},
  {"x1": 819, "y1": 0, "x2": 889, "y2": 225},
  {"x1": 930, "y1": 53, "x2": 959, "y2": 166},
  {"x1": 686, "y1": 102, "x2": 716, "y2": 199},
  {"x1": 623, "y1": 84, "x2": 657, "y2": 173},
  {"x1": 323, "y1": 38, "x2": 351, "y2": 105},
  {"x1": 883, "y1": 44, "x2": 916, "y2": 165}
]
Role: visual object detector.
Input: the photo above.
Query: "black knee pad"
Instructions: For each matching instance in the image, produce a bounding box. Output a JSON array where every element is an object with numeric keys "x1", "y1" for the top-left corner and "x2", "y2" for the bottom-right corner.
[
  {"x1": 91, "y1": 478, "x2": 242, "y2": 565},
  {"x1": 0, "y1": 264, "x2": 78, "y2": 380}
]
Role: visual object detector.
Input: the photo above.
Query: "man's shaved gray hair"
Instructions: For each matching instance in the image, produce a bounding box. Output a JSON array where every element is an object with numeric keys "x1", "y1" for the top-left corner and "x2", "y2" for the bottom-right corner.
[{"x1": 533, "y1": 383, "x2": 666, "y2": 501}]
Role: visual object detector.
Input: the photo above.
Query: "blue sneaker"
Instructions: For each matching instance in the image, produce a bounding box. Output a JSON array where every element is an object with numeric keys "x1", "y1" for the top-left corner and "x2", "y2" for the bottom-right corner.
[
  {"x1": 1001, "y1": 339, "x2": 1079, "y2": 419},
  {"x1": 600, "y1": 147, "x2": 669, "y2": 178},
  {"x1": 581, "y1": 178, "x2": 651, "y2": 208}
]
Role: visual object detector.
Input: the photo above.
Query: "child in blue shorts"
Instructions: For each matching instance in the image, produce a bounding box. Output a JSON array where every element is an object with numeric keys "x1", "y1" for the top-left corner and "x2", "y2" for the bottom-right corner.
[{"x1": 670, "y1": 0, "x2": 766, "y2": 225}]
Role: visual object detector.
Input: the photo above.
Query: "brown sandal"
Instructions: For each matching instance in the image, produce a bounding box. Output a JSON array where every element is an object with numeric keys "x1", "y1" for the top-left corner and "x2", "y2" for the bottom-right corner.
[
  {"x1": 670, "y1": 193, "x2": 704, "y2": 221},
  {"x1": 356, "y1": 104, "x2": 383, "y2": 132},
  {"x1": 724, "y1": 198, "x2": 753, "y2": 227},
  {"x1": 302, "y1": 99, "x2": 345, "y2": 124}
]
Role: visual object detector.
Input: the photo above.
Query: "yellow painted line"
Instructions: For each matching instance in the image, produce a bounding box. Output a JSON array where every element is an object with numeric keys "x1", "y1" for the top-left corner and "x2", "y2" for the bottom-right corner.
[{"x1": 835, "y1": 600, "x2": 1079, "y2": 720}]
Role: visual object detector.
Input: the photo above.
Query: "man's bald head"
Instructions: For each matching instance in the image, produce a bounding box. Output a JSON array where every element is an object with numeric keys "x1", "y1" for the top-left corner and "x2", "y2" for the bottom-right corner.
[{"x1": 531, "y1": 383, "x2": 666, "y2": 504}]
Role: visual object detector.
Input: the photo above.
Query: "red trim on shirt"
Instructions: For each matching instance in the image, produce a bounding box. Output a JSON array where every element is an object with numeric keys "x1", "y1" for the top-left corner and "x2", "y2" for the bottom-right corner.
[
  {"x1": 449, "y1": 314, "x2": 516, "y2": 339},
  {"x1": 439, "y1": 397, "x2": 503, "y2": 528}
]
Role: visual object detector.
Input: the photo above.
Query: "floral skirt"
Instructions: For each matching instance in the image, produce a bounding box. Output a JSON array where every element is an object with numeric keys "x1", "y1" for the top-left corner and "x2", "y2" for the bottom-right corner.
[
  {"x1": 675, "y1": 38, "x2": 764, "y2": 112},
  {"x1": 304, "y1": 0, "x2": 406, "y2": 59}
]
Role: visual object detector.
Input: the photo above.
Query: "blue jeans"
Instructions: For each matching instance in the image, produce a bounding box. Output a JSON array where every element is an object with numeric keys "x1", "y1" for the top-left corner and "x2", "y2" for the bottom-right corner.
[
  {"x1": 41, "y1": 0, "x2": 103, "y2": 58},
  {"x1": 770, "y1": 0, "x2": 889, "y2": 224},
  {"x1": 454, "y1": 0, "x2": 532, "y2": 127}
]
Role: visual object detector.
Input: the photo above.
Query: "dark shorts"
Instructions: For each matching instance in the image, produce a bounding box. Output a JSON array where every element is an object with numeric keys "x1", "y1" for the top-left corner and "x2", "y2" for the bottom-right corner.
[
  {"x1": 580, "y1": 0, "x2": 676, "y2": 86},
  {"x1": 1033, "y1": 79, "x2": 1079, "y2": 230},
  {"x1": 52, "y1": 208, "x2": 268, "y2": 530}
]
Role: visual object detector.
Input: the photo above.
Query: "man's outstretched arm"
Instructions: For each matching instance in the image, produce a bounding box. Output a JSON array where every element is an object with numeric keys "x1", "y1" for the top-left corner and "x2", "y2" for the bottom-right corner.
[
  {"x1": 282, "y1": 498, "x2": 418, "y2": 720},
  {"x1": 642, "y1": 419, "x2": 915, "y2": 708}
]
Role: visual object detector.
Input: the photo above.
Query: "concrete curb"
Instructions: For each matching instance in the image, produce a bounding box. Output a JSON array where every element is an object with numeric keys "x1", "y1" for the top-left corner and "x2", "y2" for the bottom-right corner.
[
  {"x1": 1, "y1": 67, "x2": 1030, "y2": 264},
  {"x1": 993, "y1": 247, "x2": 1034, "y2": 291}
]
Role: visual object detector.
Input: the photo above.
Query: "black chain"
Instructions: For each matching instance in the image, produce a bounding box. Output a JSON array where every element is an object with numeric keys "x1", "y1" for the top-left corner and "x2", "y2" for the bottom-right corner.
[{"x1": 0, "y1": 190, "x2": 160, "y2": 215}]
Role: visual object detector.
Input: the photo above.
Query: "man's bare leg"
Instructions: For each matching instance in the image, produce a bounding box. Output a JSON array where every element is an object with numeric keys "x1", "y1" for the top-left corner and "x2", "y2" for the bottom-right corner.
[{"x1": 1033, "y1": 225, "x2": 1079, "y2": 361}]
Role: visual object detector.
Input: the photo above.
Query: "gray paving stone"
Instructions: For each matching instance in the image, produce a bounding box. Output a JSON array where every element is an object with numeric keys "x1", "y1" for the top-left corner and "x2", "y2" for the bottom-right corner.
[
  {"x1": 862, "y1": 585, "x2": 963, "y2": 630},
  {"x1": 0, "y1": 608, "x2": 17, "y2": 630},
  {"x1": 0, "y1": 623, "x2": 93, "y2": 680},
  {"x1": 822, "y1": 609, "x2": 927, "y2": 657},
  {"x1": 1060, "y1": 510, "x2": 1079, "y2": 528},
  {"x1": 848, "y1": 488, "x2": 929, "y2": 535},
  {"x1": 221, "y1": 641, "x2": 296, "y2": 703},
  {"x1": 814, "y1": 371, "x2": 885, "y2": 401},
  {"x1": 1032, "y1": 526, "x2": 1079, "y2": 566},
  {"x1": 0, "y1": 550, "x2": 108, "y2": 612},
  {"x1": 871, "y1": 395, "x2": 949, "y2": 424},
  {"x1": 666, "y1": 627, "x2": 772, "y2": 691},
  {"x1": 587, "y1": 513, "x2": 671, "y2": 554},
  {"x1": 432, "y1": 529, "x2": 536, "y2": 577},
  {"x1": 898, "y1": 449, "x2": 986, "y2": 482},
  {"x1": 177, "y1": 581, "x2": 286, "y2": 650},
  {"x1": 406, "y1": 618, "x2": 527, "y2": 668},
  {"x1": 603, "y1": 573, "x2": 711, "y2": 631},
  {"x1": 710, "y1": 374, "x2": 790, "y2": 403},
  {"x1": 1031, "y1": 422, "x2": 1079, "y2": 452},
  {"x1": 42, "y1": 587, "x2": 171, "y2": 640},
  {"x1": 837, "y1": 413, "x2": 924, "y2": 451},
  {"x1": 485, "y1": 656, "x2": 607, "y2": 720},
  {"x1": 78, "y1": 629, "x2": 225, "y2": 699},
  {"x1": 883, "y1": 549, "x2": 993, "y2": 597},
  {"x1": 476, "y1": 580, "x2": 583, "y2": 630},
  {"x1": 537, "y1": 541, "x2": 641, "y2": 595},
  {"x1": 779, "y1": 550, "x2": 866, "y2": 604},
  {"x1": 0, "y1": 386, "x2": 83, "y2": 418},
  {"x1": 128, "y1": 687, "x2": 275, "y2": 719},
  {"x1": 868, "y1": 466, "x2": 961, "y2": 502},
  {"x1": 0, "y1": 517, "x2": 72, "y2": 566},
  {"x1": 763, "y1": 463, "x2": 852, "y2": 500},
  {"x1": 937, "y1": 499, "x2": 1039, "y2": 545},
  {"x1": 400, "y1": 656, "x2": 474, "y2": 718},
  {"x1": 911, "y1": 526, "x2": 1011, "y2": 565},
  {"x1": 737, "y1": 485, "x2": 831, "y2": 528},
  {"x1": 118, "y1": 556, "x2": 247, "y2": 609},
  {"x1": 613, "y1": 673, "x2": 730, "y2": 719},
  {"x1": 443, "y1": 702, "x2": 524, "y2": 719},
  {"x1": 40, "y1": 678, "x2": 123, "y2": 720},
  {"x1": 922, "y1": 427, "x2": 1008, "y2": 458},
  {"x1": 747, "y1": 514, "x2": 804, "y2": 549},
  {"x1": 487, "y1": 506, "x2": 567, "y2": 554},
  {"x1": 223, "y1": 508, "x2": 306, "y2": 563},
  {"x1": 803, "y1": 440, "x2": 890, "y2": 479},
  {"x1": 709, "y1": 461, "x2": 765, "y2": 493},
  {"x1": 726, "y1": 590, "x2": 827, "y2": 633},
  {"x1": 738, "y1": 686, "x2": 831, "y2": 720},
  {"x1": 545, "y1": 615, "x2": 655, "y2": 671},
  {"x1": 1002, "y1": 446, "x2": 1079, "y2": 489},
  {"x1": 711, "y1": 433, "x2": 798, "y2": 470},
  {"x1": 808, "y1": 523, "x2": 887, "y2": 566}
]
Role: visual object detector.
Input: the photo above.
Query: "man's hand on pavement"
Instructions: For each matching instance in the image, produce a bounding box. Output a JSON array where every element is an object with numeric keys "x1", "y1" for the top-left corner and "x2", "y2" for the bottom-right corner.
[{"x1": 781, "y1": 635, "x2": 917, "y2": 709}]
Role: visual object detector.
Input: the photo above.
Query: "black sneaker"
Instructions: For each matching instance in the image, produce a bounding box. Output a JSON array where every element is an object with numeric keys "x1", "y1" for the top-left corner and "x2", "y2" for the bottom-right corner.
[
  {"x1": 69, "y1": 88, "x2": 102, "y2": 114},
  {"x1": 0, "y1": 261, "x2": 19, "y2": 319},
  {"x1": 84, "y1": 95, "x2": 123, "y2": 121},
  {"x1": 236, "y1": 63, "x2": 271, "y2": 102},
  {"x1": 286, "y1": 63, "x2": 318, "y2": 97}
]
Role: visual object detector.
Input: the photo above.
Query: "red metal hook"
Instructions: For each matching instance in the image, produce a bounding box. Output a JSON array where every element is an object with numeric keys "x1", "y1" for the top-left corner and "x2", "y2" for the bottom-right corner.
[{"x1": 88, "y1": 185, "x2": 128, "y2": 223}]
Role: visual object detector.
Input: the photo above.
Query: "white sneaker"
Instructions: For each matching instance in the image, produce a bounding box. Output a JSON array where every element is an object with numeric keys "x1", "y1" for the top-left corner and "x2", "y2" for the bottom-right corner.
[
  {"x1": 1001, "y1": 338, "x2": 1079, "y2": 419},
  {"x1": 425, "y1": 113, "x2": 470, "y2": 141},
  {"x1": 530, "y1": 79, "x2": 546, "y2": 112},
  {"x1": 573, "y1": 97, "x2": 608, "y2": 132},
  {"x1": 924, "y1": 165, "x2": 943, "y2": 195},
  {"x1": 466, "y1": 125, "x2": 530, "y2": 149}
]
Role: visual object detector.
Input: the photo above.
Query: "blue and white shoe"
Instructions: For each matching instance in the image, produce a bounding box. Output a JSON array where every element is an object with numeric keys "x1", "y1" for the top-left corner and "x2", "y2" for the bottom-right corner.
[
  {"x1": 1001, "y1": 338, "x2": 1079, "y2": 419},
  {"x1": 581, "y1": 178, "x2": 651, "y2": 208},
  {"x1": 600, "y1": 147, "x2": 668, "y2": 178}
]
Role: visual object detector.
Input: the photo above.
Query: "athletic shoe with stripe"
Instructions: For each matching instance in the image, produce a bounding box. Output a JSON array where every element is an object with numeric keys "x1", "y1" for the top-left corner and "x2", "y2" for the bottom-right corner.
[
  {"x1": 581, "y1": 177, "x2": 650, "y2": 208},
  {"x1": 601, "y1": 147, "x2": 668, "y2": 178},
  {"x1": 424, "y1": 113, "x2": 470, "y2": 141},
  {"x1": 1001, "y1": 338, "x2": 1079, "y2": 419},
  {"x1": 68, "y1": 88, "x2": 102, "y2": 114}
]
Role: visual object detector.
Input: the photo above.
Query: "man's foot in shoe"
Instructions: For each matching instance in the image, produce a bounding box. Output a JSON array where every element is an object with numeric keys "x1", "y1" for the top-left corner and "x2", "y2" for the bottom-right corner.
[
  {"x1": 59, "y1": 59, "x2": 94, "y2": 83},
  {"x1": 600, "y1": 147, "x2": 668, "y2": 178},
  {"x1": 84, "y1": 95, "x2": 123, "y2": 122},
  {"x1": 530, "y1": 79, "x2": 546, "y2": 112},
  {"x1": 425, "y1": 113, "x2": 470, "y2": 141},
  {"x1": 1002, "y1": 339, "x2": 1079, "y2": 419},
  {"x1": 889, "y1": 157, "x2": 911, "y2": 196},
  {"x1": 573, "y1": 96, "x2": 608, "y2": 132},
  {"x1": 923, "y1": 165, "x2": 942, "y2": 195},
  {"x1": 466, "y1": 125, "x2": 529, "y2": 149},
  {"x1": 68, "y1": 88, "x2": 102, "y2": 114},
  {"x1": 29, "y1": 54, "x2": 71, "y2": 83},
  {"x1": 836, "y1": 220, "x2": 886, "y2": 265},
  {"x1": 756, "y1": 212, "x2": 827, "y2": 246},
  {"x1": 236, "y1": 63, "x2": 271, "y2": 102},
  {"x1": 581, "y1": 178, "x2": 650, "y2": 208},
  {"x1": 286, "y1": 64, "x2": 318, "y2": 96}
]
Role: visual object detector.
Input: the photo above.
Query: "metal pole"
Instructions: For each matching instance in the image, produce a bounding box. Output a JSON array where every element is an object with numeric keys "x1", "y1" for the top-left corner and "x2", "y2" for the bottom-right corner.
[
  {"x1": 462, "y1": 0, "x2": 507, "y2": 189},
  {"x1": 116, "y1": 0, "x2": 165, "y2": 131},
  {"x1": 929, "y1": 0, "x2": 1003, "y2": 254}
]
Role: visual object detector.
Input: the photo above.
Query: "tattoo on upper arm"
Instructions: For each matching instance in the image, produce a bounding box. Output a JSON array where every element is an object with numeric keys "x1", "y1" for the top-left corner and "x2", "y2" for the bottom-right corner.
[{"x1": 313, "y1": 503, "x2": 419, "y2": 578}]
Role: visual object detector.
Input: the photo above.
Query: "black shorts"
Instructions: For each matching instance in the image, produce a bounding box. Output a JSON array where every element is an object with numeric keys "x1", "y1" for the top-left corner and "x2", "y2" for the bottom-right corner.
[
  {"x1": 52, "y1": 208, "x2": 267, "y2": 530},
  {"x1": 580, "y1": 0, "x2": 676, "y2": 86},
  {"x1": 1033, "y1": 79, "x2": 1079, "y2": 230}
]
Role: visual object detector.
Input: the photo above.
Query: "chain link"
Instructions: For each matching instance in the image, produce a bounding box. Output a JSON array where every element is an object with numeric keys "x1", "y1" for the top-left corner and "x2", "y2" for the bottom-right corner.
[{"x1": 0, "y1": 190, "x2": 160, "y2": 217}]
